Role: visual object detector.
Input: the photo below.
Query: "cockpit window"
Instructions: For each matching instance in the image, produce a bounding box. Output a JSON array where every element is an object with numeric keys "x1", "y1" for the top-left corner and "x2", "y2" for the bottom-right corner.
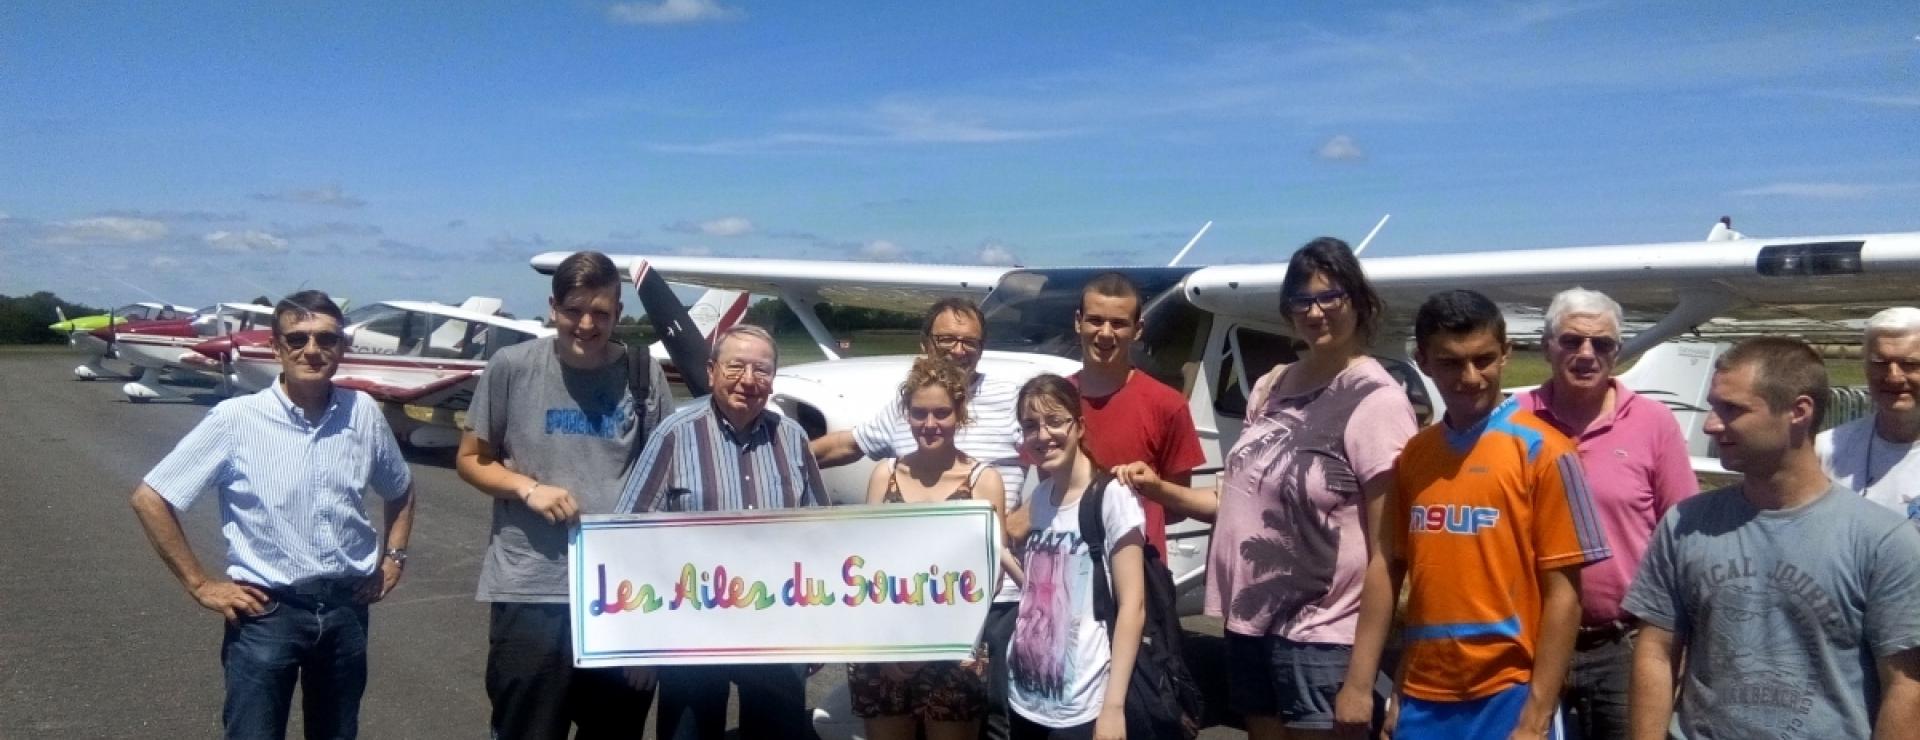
[{"x1": 979, "y1": 268, "x2": 1199, "y2": 360}]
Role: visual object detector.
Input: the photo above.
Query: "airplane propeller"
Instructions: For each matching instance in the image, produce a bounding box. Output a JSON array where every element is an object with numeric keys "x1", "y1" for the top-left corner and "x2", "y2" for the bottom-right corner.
[{"x1": 630, "y1": 260, "x2": 713, "y2": 398}]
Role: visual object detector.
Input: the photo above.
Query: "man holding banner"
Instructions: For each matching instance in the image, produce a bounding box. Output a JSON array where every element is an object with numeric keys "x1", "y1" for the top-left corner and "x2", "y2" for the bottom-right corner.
[{"x1": 616, "y1": 323, "x2": 830, "y2": 740}]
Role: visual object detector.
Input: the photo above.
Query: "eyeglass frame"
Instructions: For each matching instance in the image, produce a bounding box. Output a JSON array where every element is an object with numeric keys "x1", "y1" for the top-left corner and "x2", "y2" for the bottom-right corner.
[
  {"x1": 280, "y1": 330, "x2": 344, "y2": 351},
  {"x1": 1282, "y1": 288, "x2": 1350, "y2": 315}
]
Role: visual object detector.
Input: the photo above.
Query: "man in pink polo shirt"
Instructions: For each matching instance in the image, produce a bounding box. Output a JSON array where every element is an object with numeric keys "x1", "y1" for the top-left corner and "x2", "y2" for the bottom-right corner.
[{"x1": 1517, "y1": 287, "x2": 1697, "y2": 740}]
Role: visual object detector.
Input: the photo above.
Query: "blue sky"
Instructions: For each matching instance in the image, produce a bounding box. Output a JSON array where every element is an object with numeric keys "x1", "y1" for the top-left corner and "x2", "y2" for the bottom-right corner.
[{"x1": 2, "y1": 1, "x2": 1915, "y2": 318}]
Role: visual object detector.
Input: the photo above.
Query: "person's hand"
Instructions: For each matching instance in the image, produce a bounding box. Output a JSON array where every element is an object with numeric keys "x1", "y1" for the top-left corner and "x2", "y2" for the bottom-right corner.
[
  {"x1": 522, "y1": 483, "x2": 580, "y2": 524},
  {"x1": 193, "y1": 580, "x2": 271, "y2": 623},
  {"x1": 623, "y1": 667, "x2": 656, "y2": 692},
  {"x1": 1506, "y1": 703, "x2": 1554, "y2": 740},
  {"x1": 1333, "y1": 682, "x2": 1374, "y2": 736},
  {"x1": 1111, "y1": 462, "x2": 1162, "y2": 497},
  {"x1": 356, "y1": 557, "x2": 404, "y2": 604},
  {"x1": 1093, "y1": 704, "x2": 1127, "y2": 740},
  {"x1": 1382, "y1": 694, "x2": 1398, "y2": 740}
]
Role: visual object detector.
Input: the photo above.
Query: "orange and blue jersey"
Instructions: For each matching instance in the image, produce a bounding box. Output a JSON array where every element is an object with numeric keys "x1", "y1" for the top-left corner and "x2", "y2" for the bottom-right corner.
[{"x1": 1389, "y1": 397, "x2": 1611, "y2": 702}]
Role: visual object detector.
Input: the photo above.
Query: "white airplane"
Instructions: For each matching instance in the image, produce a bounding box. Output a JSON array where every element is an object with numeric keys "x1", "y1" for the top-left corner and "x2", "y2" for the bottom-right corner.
[
  {"x1": 533, "y1": 222, "x2": 1920, "y2": 609},
  {"x1": 111, "y1": 303, "x2": 278, "y2": 402},
  {"x1": 54, "y1": 301, "x2": 199, "y2": 380}
]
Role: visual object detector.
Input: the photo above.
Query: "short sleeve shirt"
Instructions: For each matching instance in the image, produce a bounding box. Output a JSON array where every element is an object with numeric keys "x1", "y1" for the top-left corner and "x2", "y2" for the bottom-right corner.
[
  {"x1": 1389, "y1": 398, "x2": 1612, "y2": 701},
  {"x1": 1207, "y1": 358, "x2": 1417, "y2": 643},
  {"x1": 1818, "y1": 415, "x2": 1920, "y2": 520},
  {"x1": 1623, "y1": 484, "x2": 1920, "y2": 738},
  {"x1": 1074, "y1": 370, "x2": 1208, "y2": 556},
  {"x1": 616, "y1": 401, "x2": 828, "y2": 514}
]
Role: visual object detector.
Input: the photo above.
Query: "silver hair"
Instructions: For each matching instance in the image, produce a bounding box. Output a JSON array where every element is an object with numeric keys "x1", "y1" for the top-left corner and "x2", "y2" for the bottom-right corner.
[
  {"x1": 1865, "y1": 307, "x2": 1920, "y2": 341},
  {"x1": 711, "y1": 323, "x2": 778, "y2": 367},
  {"x1": 1545, "y1": 287, "x2": 1623, "y2": 337}
]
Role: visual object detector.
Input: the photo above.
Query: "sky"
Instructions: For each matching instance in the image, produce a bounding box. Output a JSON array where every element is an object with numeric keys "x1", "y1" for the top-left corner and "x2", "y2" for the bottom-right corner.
[{"x1": 1, "y1": 1, "x2": 1916, "y2": 319}]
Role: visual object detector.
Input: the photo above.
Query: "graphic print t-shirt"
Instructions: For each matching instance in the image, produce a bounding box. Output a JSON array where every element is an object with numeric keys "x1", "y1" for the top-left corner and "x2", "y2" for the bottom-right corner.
[
  {"x1": 1008, "y1": 478, "x2": 1146, "y2": 728},
  {"x1": 467, "y1": 337, "x2": 674, "y2": 602},
  {"x1": 1623, "y1": 483, "x2": 1920, "y2": 739}
]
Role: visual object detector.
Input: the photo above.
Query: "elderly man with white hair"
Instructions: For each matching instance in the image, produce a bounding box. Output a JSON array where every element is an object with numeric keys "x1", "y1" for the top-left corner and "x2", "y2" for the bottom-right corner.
[
  {"x1": 1515, "y1": 287, "x2": 1698, "y2": 740},
  {"x1": 1817, "y1": 306, "x2": 1920, "y2": 520}
]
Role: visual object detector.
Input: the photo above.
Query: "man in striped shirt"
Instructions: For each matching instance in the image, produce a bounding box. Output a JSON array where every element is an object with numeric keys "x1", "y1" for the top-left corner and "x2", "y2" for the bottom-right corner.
[
  {"x1": 130, "y1": 290, "x2": 416, "y2": 740},
  {"x1": 618, "y1": 323, "x2": 826, "y2": 739}
]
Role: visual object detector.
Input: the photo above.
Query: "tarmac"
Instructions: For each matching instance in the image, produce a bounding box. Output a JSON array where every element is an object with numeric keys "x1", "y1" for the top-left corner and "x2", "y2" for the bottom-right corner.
[{"x1": 0, "y1": 348, "x2": 1243, "y2": 739}]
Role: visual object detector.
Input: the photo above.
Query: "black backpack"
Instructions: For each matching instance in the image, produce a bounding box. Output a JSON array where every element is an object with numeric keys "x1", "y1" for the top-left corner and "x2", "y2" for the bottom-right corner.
[{"x1": 1080, "y1": 473, "x2": 1206, "y2": 740}]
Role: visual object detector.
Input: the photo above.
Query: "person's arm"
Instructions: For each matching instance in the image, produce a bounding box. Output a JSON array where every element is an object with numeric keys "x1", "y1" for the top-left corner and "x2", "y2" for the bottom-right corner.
[
  {"x1": 358, "y1": 484, "x2": 416, "y2": 603},
  {"x1": 970, "y1": 468, "x2": 1024, "y2": 588},
  {"x1": 456, "y1": 432, "x2": 578, "y2": 523},
  {"x1": 863, "y1": 460, "x2": 891, "y2": 505},
  {"x1": 1111, "y1": 461, "x2": 1217, "y2": 522},
  {"x1": 1630, "y1": 624, "x2": 1681, "y2": 740},
  {"x1": 1334, "y1": 470, "x2": 1400, "y2": 735},
  {"x1": 1508, "y1": 566, "x2": 1580, "y2": 739},
  {"x1": 809, "y1": 430, "x2": 864, "y2": 468},
  {"x1": 1876, "y1": 648, "x2": 1920, "y2": 739},
  {"x1": 130, "y1": 483, "x2": 269, "y2": 622},
  {"x1": 1095, "y1": 532, "x2": 1148, "y2": 740}
]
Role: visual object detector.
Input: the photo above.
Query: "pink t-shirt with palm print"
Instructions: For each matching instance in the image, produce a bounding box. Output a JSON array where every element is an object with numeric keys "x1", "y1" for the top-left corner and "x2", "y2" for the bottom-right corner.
[{"x1": 1205, "y1": 358, "x2": 1418, "y2": 643}]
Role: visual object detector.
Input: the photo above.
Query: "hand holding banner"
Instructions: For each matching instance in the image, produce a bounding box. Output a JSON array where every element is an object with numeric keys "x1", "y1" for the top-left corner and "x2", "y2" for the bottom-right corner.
[{"x1": 570, "y1": 501, "x2": 1001, "y2": 667}]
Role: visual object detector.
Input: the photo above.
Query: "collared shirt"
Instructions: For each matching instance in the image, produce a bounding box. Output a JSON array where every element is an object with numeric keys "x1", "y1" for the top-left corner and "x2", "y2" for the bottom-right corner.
[
  {"x1": 1520, "y1": 379, "x2": 1698, "y2": 625},
  {"x1": 144, "y1": 382, "x2": 413, "y2": 588},
  {"x1": 616, "y1": 399, "x2": 827, "y2": 513}
]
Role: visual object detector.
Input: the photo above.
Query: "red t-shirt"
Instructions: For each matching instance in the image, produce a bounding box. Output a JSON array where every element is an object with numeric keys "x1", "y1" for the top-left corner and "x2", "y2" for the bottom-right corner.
[{"x1": 1073, "y1": 370, "x2": 1208, "y2": 555}]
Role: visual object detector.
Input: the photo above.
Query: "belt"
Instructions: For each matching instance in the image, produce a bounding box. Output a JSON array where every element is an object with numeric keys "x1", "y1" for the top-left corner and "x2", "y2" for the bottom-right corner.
[
  {"x1": 1574, "y1": 618, "x2": 1636, "y2": 650},
  {"x1": 247, "y1": 577, "x2": 365, "y2": 608}
]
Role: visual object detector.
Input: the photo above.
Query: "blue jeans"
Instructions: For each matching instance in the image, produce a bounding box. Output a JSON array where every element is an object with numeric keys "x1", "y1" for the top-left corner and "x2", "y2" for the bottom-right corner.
[{"x1": 221, "y1": 592, "x2": 370, "y2": 740}]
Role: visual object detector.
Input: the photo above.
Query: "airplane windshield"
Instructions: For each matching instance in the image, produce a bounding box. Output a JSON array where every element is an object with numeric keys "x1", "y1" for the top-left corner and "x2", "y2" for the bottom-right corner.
[
  {"x1": 343, "y1": 303, "x2": 532, "y2": 360},
  {"x1": 979, "y1": 267, "x2": 1199, "y2": 360}
]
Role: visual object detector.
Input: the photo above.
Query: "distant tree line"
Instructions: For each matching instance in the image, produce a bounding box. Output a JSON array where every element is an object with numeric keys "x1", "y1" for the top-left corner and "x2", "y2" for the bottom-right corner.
[{"x1": 0, "y1": 292, "x2": 106, "y2": 344}]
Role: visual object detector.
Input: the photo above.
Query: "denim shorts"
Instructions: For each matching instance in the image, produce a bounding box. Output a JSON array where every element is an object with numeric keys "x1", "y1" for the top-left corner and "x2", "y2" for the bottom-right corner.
[{"x1": 1226, "y1": 632, "x2": 1357, "y2": 730}]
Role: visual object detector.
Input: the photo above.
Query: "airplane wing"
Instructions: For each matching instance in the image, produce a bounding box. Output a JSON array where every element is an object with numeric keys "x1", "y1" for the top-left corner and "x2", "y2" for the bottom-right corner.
[
  {"x1": 1183, "y1": 231, "x2": 1920, "y2": 351},
  {"x1": 528, "y1": 252, "x2": 1008, "y2": 314},
  {"x1": 334, "y1": 372, "x2": 477, "y2": 407}
]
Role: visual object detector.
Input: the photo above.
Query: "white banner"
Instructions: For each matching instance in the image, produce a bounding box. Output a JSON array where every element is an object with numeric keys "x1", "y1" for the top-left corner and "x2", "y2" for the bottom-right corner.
[{"x1": 569, "y1": 501, "x2": 1001, "y2": 667}]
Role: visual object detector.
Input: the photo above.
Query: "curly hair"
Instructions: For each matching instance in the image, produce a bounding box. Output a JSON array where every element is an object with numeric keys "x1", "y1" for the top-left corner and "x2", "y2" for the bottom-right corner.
[{"x1": 899, "y1": 356, "x2": 971, "y2": 427}]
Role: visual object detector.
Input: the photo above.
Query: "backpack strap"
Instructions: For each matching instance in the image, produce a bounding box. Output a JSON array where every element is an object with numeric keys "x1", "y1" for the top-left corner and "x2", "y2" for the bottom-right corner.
[
  {"x1": 1079, "y1": 471, "x2": 1120, "y2": 640},
  {"x1": 623, "y1": 343, "x2": 654, "y2": 468}
]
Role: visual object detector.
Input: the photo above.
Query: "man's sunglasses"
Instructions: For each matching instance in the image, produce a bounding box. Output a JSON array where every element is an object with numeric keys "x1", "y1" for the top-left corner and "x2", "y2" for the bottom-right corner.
[
  {"x1": 281, "y1": 331, "x2": 344, "y2": 350},
  {"x1": 1554, "y1": 333, "x2": 1619, "y2": 355}
]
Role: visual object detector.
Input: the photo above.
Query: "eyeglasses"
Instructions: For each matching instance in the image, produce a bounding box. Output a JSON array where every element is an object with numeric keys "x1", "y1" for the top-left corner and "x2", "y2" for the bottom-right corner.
[
  {"x1": 718, "y1": 361, "x2": 774, "y2": 381},
  {"x1": 1554, "y1": 333, "x2": 1620, "y2": 355},
  {"x1": 281, "y1": 331, "x2": 343, "y2": 351},
  {"x1": 1018, "y1": 415, "x2": 1076, "y2": 436},
  {"x1": 931, "y1": 334, "x2": 983, "y2": 351},
  {"x1": 1283, "y1": 289, "x2": 1349, "y2": 315}
]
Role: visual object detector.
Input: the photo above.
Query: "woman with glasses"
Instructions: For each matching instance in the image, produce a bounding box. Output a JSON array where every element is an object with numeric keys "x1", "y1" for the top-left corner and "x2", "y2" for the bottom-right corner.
[
  {"x1": 1007, "y1": 374, "x2": 1149, "y2": 740},
  {"x1": 1118, "y1": 237, "x2": 1418, "y2": 738},
  {"x1": 848, "y1": 357, "x2": 1010, "y2": 740}
]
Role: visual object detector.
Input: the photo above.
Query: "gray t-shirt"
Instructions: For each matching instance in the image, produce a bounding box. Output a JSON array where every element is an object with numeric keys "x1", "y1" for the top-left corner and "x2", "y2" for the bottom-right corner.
[
  {"x1": 1623, "y1": 482, "x2": 1920, "y2": 739},
  {"x1": 467, "y1": 337, "x2": 674, "y2": 602}
]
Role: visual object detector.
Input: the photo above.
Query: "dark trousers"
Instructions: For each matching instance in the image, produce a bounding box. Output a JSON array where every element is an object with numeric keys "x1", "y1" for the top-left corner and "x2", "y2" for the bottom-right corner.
[
  {"x1": 979, "y1": 601, "x2": 1019, "y2": 740},
  {"x1": 1008, "y1": 710, "x2": 1154, "y2": 740},
  {"x1": 1563, "y1": 628, "x2": 1634, "y2": 740},
  {"x1": 486, "y1": 602, "x2": 653, "y2": 740},
  {"x1": 654, "y1": 663, "x2": 811, "y2": 740},
  {"x1": 221, "y1": 593, "x2": 369, "y2": 740}
]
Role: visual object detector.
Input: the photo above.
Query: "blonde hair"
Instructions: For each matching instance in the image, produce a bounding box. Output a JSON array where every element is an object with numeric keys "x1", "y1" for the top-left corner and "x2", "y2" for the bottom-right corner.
[{"x1": 899, "y1": 356, "x2": 970, "y2": 427}]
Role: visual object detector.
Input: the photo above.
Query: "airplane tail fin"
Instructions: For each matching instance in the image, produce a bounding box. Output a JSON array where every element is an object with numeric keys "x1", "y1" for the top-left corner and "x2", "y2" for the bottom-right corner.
[
  {"x1": 685, "y1": 289, "x2": 750, "y2": 345},
  {"x1": 1618, "y1": 341, "x2": 1727, "y2": 457},
  {"x1": 55, "y1": 306, "x2": 68, "y2": 323}
]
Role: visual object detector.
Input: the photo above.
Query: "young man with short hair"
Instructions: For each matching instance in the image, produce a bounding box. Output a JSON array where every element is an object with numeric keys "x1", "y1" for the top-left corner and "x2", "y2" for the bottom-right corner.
[
  {"x1": 456, "y1": 251, "x2": 675, "y2": 739},
  {"x1": 1346, "y1": 289, "x2": 1609, "y2": 739},
  {"x1": 1625, "y1": 337, "x2": 1920, "y2": 739},
  {"x1": 1070, "y1": 272, "x2": 1206, "y2": 558},
  {"x1": 131, "y1": 290, "x2": 416, "y2": 739}
]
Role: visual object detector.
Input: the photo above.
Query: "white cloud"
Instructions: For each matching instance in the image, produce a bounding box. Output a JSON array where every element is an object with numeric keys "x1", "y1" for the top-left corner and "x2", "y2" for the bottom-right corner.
[
  {"x1": 977, "y1": 242, "x2": 1018, "y2": 265},
  {"x1": 859, "y1": 240, "x2": 904, "y2": 261},
  {"x1": 251, "y1": 185, "x2": 367, "y2": 209},
  {"x1": 1728, "y1": 182, "x2": 1889, "y2": 199},
  {"x1": 42, "y1": 216, "x2": 169, "y2": 245},
  {"x1": 607, "y1": 0, "x2": 743, "y2": 26},
  {"x1": 652, "y1": 101, "x2": 1083, "y2": 153},
  {"x1": 664, "y1": 216, "x2": 755, "y2": 237},
  {"x1": 204, "y1": 229, "x2": 291, "y2": 253},
  {"x1": 1316, "y1": 134, "x2": 1365, "y2": 161}
]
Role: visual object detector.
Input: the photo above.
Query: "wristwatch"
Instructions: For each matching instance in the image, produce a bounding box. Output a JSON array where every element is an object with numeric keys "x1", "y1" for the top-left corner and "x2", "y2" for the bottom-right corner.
[{"x1": 384, "y1": 548, "x2": 409, "y2": 566}]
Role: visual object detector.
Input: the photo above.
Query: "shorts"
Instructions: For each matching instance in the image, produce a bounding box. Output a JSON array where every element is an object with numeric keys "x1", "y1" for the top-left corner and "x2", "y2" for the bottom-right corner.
[
  {"x1": 1226, "y1": 632, "x2": 1369, "y2": 730},
  {"x1": 1396, "y1": 682, "x2": 1564, "y2": 740},
  {"x1": 847, "y1": 657, "x2": 990, "y2": 722}
]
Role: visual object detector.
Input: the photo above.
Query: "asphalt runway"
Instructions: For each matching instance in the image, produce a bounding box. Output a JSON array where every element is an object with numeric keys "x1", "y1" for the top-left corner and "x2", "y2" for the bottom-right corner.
[{"x1": 0, "y1": 348, "x2": 1243, "y2": 739}]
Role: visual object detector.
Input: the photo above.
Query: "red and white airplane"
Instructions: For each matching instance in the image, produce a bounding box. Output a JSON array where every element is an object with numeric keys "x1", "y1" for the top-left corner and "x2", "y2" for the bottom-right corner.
[{"x1": 105, "y1": 303, "x2": 278, "y2": 402}]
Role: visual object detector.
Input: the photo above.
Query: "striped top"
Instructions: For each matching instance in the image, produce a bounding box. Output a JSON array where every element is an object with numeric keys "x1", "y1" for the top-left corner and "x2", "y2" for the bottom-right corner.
[
  {"x1": 616, "y1": 399, "x2": 828, "y2": 513},
  {"x1": 1388, "y1": 397, "x2": 1610, "y2": 701},
  {"x1": 144, "y1": 382, "x2": 413, "y2": 588}
]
